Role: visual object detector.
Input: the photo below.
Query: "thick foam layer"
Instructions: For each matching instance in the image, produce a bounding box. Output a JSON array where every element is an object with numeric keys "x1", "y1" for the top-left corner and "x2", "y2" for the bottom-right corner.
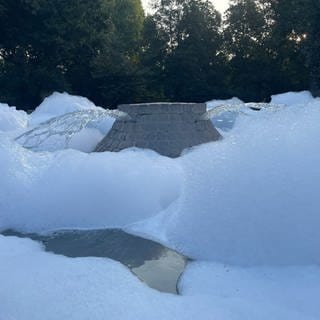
[{"x1": 1, "y1": 91, "x2": 319, "y2": 266}]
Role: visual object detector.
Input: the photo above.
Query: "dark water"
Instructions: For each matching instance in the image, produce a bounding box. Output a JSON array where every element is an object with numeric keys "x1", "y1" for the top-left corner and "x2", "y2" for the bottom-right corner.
[{"x1": 2, "y1": 229, "x2": 187, "y2": 294}]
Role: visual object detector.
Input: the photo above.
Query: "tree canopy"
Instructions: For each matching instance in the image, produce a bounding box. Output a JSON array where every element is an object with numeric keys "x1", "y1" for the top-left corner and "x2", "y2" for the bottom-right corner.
[{"x1": 0, "y1": 0, "x2": 318, "y2": 109}]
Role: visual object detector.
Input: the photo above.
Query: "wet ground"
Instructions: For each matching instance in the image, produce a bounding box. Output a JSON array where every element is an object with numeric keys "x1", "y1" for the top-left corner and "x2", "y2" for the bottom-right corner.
[{"x1": 2, "y1": 229, "x2": 188, "y2": 294}]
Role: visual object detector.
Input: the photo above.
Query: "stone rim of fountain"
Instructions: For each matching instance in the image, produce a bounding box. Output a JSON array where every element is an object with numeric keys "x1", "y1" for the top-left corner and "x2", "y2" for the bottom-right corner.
[{"x1": 95, "y1": 102, "x2": 222, "y2": 158}]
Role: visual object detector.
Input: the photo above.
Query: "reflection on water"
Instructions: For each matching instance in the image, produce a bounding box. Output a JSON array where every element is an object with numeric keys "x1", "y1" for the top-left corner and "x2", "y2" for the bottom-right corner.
[{"x1": 2, "y1": 229, "x2": 187, "y2": 294}]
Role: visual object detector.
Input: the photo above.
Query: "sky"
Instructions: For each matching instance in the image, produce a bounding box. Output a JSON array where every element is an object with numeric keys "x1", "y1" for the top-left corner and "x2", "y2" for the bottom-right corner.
[
  {"x1": 142, "y1": 0, "x2": 230, "y2": 14},
  {"x1": 211, "y1": 0, "x2": 230, "y2": 13}
]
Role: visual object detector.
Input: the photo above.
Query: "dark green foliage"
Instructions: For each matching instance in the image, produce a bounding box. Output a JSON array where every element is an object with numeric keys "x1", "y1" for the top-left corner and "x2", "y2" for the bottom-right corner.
[
  {"x1": 0, "y1": 0, "x2": 144, "y2": 109},
  {"x1": 89, "y1": 0, "x2": 145, "y2": 106},
  {"x1": 139, "y1": 15, "x2": 168, "y2": 101},
  {"x1": 223, "y1": 0, "x2": 308, "y2": 101},
  {"x1": 271, "y1": 0, "x2": 320, "y2": 95},
  {"x1": 0, "y1": 0, "x2": 319, "y2": 109},
  {"x1": 164, "y1": 0, "x2": 226, "y2": 101},
  {"x1": 142, "y1": 0, "x2": 318, "y2": 102},
  {"x1": 143, "y1": 0, "x2": 228, "y2": 102}
]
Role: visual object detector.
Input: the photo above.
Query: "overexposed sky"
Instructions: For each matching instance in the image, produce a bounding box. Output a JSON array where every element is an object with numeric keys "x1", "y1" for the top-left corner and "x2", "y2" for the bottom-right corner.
[
  {"x1": 212, "y1": 0, "x2": 230, "y2": 13},
  {"x1": 142, "y1": 0, "x2": 230, "y2": 14}
]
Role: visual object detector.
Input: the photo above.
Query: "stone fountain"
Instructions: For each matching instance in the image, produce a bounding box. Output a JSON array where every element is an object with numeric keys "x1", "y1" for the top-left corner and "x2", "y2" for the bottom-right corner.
[{"x1": 95, "y1": 103, "x2": 222, "y2": 158}]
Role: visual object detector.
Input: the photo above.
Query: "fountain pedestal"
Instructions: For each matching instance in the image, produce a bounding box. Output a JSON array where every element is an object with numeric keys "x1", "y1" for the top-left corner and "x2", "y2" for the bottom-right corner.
[{"x1": 95, "y1": 103, "x2": 221, "y2": 158}]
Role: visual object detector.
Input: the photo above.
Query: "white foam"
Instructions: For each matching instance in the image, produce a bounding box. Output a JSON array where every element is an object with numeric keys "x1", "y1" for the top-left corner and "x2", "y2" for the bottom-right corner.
[
  {"x1": 1, "y1": 91, "x2": 320, "y2": 319},
  {"x1": 16, "y1": 93, "x2": 115, "y2": 152},
  {"x1": 206, "y1": 97, "x2": 244, "y2": 110},
  {"x1": 162, "y1": 102, "x2": 320, "y2": 265},
  {"x1": 0, "y1": 137, "x2": 182, "y2": 232},
  {"x1": 206, "y1": 97, "x2": 244, "y2": 131},
  {"x1": 0, "y1": 103, "x2": 28, "y2": 132},
  {"x1": 29, "y1": 92, "x2": 99, "y2": 126},
  {"x1": 1, "y1": 235, "x2": 319, "y2": 320},
  {"x1": 271, "y1": 91, "x2": 314, "y2": 107}
]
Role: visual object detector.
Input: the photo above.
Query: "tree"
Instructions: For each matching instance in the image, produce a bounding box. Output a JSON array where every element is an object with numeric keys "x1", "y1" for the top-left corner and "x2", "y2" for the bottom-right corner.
[
  {"x1": 142, "y1": 0, "x2": 226, "y2": 102},
  {"x1": 223, "y1": 0, "x2": 278, "y2": 101},
  {"x1": 0, "y1": 0, "x2": 145, "y2": 109},
  {"x1": 271, "y1": 0, "x2": 320, "y2": 95},
  {"x1": 90, "y1": 0, "x2": 146, "y2": 107},
  {"x1": 139, "y1": 15, "x2": 168, "y2": 101}
]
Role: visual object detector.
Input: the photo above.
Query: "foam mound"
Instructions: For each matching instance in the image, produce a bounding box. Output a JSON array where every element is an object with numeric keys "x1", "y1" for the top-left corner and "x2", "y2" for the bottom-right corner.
[
  {"x1": 13, "y1": 92, "x2": 115, "y2": 152},
  {"x1": 29, "y1": 92, "x2": 99, "y2": 126},
  {"x1": 0, "y1": 136, "x2": 182, "y2": 232},
  {"x1": 1, "y1": 90, "x2": 320, "y2": 320},
  {"x1": 163, "y1": 101, "x2": 320, "y2": 265},
  {"x1": 1, "y1": 235, "x2": 319, "y2": 320},
  {"x1": 1, "y1": 91, "x2": 320, "y2": 266},
  {"x1": 271, "y1": 90, "x2": 315, "y2": 107},
  {"x1": 0, "y1": 103, "x2": 28, "y2": 132}
]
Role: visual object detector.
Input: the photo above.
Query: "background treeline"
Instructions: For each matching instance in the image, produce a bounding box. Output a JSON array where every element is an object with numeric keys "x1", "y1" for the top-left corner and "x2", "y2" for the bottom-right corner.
[{"x1": 0, "y1": 0, "x2": 319, "y2": 110}]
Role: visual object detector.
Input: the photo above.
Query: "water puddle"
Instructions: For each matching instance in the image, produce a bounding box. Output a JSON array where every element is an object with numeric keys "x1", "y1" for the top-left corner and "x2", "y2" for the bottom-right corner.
[{"x1": 2, "y1": 229, "x2": 188, "y2": 294}]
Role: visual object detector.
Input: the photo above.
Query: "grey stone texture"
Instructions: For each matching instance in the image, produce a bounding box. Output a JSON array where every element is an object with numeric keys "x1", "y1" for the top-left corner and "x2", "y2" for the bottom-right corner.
[{"x1": 95, "y1": 103, "x2": 222, "y2": 158}]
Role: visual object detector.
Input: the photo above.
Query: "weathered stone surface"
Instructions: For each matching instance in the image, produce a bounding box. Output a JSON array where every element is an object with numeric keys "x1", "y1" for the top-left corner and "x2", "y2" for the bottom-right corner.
[{"x1": 95, "y1": 103, "x2": 222, "y2": 158}]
